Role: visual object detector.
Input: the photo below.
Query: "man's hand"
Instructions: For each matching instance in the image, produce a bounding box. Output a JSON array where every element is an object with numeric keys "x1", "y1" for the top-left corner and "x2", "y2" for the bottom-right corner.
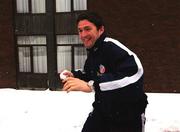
[
  {"x1": 62, "y1": 77, "x2": 92, "y2": 93},
  {"x1": 60, "y1": 70, "x2": 74, "y2": 80}
]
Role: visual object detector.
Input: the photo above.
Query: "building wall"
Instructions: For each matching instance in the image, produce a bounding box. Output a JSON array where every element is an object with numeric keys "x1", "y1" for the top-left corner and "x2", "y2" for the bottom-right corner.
[
  {"x1": 88, "y1": 0, "x2": 180, "y2": 92},
  {"x1": 0, "y1": 0, "x2": 17, "y2": 88}
]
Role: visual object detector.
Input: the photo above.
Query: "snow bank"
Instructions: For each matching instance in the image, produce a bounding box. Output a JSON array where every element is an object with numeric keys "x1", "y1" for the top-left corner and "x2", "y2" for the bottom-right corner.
[{"x1": 0, "y1": 89, "x2": 179, "y2": 132}]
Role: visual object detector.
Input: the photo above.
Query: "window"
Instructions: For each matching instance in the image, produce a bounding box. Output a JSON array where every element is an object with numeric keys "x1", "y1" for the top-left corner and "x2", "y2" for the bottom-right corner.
[
  {"x1": 31, "y1": 0, "x2": 46, "y2": 13},
  {"x1": 17, "y1": 36, "x2": 47, "y2": 73},
  {"x1": 16, "y1": 0, "x2": 29, "y2": 13},
  {"x1": 16, "y1": 0, "x2": 46, "y2": 13},
  {"x1": 18, "y1": 47, "x2": 31, "y2": 72},
  {"x1": 15, "y1": 0, "x2": 88, "y2": 88},
  {"x1": 56, "y1": 0, "x2": 87, "y2": 12},
  {"x1": 56, "y1": 35, "x2": 86, "y2": 72},
  {"x1": 57, "y1": 46, "x2": 72, "y2": 72},
  {"x1": 56, "y1": 0, "x2": 71, "y2": 12},
  {"x1": 74, "y1": 46, "x2": 87, "y2": 69},
  {"x1": 73, "y1": 0, "x2": 87, "y2": 11}
]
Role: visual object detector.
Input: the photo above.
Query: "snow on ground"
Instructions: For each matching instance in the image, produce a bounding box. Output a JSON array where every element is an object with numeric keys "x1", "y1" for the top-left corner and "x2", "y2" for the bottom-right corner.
[
  {"x1": 145, "y1": 93, "x2": 180, "y2": 132},
  {"x1": 0, "y1": 89, "x2": 179, "y2": 132}
]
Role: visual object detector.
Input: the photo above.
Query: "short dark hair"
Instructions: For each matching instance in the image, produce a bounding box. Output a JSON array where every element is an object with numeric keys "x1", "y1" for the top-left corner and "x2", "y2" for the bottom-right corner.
[{"x1": 76, "y1": 11, "x2": 105, "y2": 30}]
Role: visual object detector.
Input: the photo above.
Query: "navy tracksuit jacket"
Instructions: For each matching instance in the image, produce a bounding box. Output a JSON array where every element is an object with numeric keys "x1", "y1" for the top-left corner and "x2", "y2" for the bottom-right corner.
[{"x1": 73, "y1": 33, "x2": 148, "y2": 131}]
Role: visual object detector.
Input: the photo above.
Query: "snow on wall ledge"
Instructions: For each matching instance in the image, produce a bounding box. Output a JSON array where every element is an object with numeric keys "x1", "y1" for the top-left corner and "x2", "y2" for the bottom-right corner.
[{"x1": 0, "y1": 89, "x2": 179, "y2": 132}]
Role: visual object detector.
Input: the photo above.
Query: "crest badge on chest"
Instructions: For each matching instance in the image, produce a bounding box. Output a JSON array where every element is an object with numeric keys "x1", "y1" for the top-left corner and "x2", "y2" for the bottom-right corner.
[{"x1": 99, "y1": 64, "x2": 106, "y2": 74}]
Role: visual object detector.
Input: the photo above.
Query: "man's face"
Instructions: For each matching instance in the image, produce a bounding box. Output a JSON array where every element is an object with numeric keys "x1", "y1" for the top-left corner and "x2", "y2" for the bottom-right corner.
[{"x1": 77, "y1": 20, "x2": 104, "y2": 49}]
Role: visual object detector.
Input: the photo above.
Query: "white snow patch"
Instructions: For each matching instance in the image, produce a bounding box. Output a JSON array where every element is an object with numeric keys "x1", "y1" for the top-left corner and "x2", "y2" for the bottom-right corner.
[{"x1": 0, "y1": 89, "x2": 179, "y2": 132}]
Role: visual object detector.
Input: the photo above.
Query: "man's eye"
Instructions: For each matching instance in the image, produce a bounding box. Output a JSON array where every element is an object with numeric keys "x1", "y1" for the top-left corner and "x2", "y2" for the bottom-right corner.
[
  {"x1": 85, "y1": 27, "x2": 91, "y2": 31},
  {"x1": 78, "y1": 29, "x2": 83, "y2": 33}
]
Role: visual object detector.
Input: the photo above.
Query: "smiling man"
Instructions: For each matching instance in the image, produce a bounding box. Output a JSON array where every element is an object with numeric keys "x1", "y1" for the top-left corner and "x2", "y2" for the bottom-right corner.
[
  {"x1": 61, "y1": 11, "x2": 148, "y2": 132},
  {"x1": 78, "y1": 19, "x2": 104, "y2": 49}
]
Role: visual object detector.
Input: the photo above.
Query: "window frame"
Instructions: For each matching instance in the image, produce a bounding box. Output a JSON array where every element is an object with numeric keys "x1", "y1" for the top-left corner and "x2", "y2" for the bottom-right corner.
[
  {"x1": 56, "y1": 34, "x2": 86, "y2": 72},
  {"x1": 16, "y1": 35, "x2": 48, "y2": 73}
]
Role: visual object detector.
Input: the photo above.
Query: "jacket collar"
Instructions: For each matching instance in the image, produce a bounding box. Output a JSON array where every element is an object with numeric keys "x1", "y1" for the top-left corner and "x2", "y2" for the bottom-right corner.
[{"x1": 87, "y1": 32, "x2": 106, "y2": 52}]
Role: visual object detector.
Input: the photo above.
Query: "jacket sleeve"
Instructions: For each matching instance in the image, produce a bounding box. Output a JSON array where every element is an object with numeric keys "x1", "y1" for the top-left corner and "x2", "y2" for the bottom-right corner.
[
  {"x1": 72, "y1": 69, "x2": 89, "y2": 81},
  {"x1": 96, "y1": 40, "x2": 144, "y2": 91}
]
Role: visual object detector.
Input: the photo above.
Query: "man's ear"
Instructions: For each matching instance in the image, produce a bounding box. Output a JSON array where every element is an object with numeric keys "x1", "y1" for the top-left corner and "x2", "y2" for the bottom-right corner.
[{"x1": 99, "y1": 26, "x2": 105, "y2": 34}]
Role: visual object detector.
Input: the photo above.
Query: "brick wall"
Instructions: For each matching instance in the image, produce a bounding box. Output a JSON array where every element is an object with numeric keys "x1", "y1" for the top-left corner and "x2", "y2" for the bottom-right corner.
[
  {"x1": 0, "y1": 0, "x2": 16, "y2": 88},
  {"x1": 88, "y1": 0, "x2": 180, "y2": 92}
]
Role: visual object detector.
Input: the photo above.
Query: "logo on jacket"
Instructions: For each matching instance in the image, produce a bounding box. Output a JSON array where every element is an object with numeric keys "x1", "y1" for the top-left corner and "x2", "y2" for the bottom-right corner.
[{"x1": 99, "y1": 64, "x2": 106, "y2": 74}]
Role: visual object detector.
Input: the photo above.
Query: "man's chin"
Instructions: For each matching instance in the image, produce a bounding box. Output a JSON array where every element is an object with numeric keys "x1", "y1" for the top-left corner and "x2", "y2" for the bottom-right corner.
[{"x1": 84, "y1": 43, "x2": 93, "y2": 49}]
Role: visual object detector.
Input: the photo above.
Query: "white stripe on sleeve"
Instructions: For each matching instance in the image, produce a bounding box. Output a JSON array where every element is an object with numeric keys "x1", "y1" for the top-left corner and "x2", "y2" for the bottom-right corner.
[{"x1": 99, "y1": 37, "x2": 143, "y2": 91}]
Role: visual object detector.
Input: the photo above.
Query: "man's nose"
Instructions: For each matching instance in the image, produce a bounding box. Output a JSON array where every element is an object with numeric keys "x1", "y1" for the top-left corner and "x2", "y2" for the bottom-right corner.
[{"x1": 80, "y1": 30, "x2": 87, "y2": 37}]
